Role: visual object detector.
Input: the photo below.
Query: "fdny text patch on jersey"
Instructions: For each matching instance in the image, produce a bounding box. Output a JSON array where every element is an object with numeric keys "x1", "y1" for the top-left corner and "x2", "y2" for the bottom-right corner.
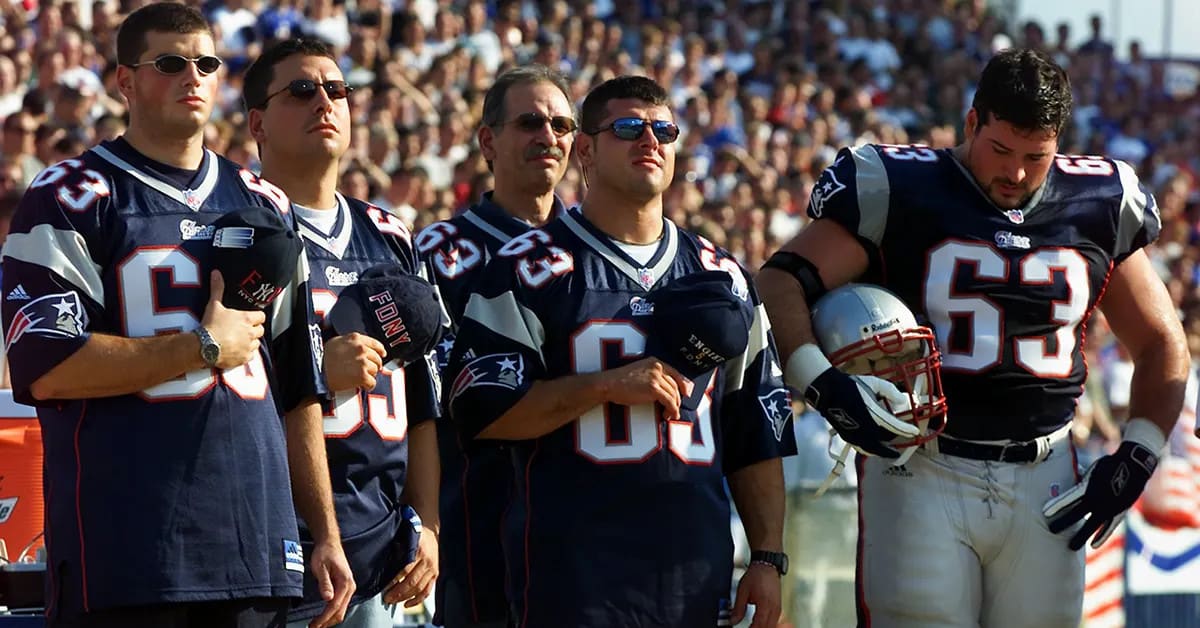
[{"x1": 4, "y1": 291, "x2": 87, "y2": 348}]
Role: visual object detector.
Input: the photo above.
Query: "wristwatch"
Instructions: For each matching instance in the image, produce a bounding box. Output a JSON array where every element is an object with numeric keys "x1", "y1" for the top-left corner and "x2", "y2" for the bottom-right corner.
[
  {"x1": 193, "y1": 326, "x2": 221, "y2": 368},
  {"x1": 750, "y1": 550, "x2": 789, "y2": 576}
]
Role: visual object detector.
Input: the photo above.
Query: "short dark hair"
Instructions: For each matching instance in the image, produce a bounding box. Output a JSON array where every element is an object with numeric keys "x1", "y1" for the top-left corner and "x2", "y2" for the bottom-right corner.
[
  {"x1": 480, "y1": 64, "x2": 574, "y2": 129},
  {"x1": 243, "y1": 38, "x2": 337, "y2": 111},
  {"x1": 972, "y1": 48, "x2": 1072, "y2": 136},
  {"x1": 580, "y1": 75, "x2": 671, "y2": 134},
  {"x1": 116, "y1": 2, "x2": 212, "y2": 66}
]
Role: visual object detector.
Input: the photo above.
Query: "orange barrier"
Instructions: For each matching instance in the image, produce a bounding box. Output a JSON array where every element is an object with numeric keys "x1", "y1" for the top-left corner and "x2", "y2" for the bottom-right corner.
[{"x1": 0, "y1": 392, "x2": 41, "y2": 563}]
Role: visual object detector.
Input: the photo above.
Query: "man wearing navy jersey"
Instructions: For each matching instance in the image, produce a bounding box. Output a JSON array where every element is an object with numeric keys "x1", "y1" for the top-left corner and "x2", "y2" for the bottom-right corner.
[
  {"x1": 415, "y1": 64, "x2": 574, "y2": 628},
  {"x1": 446, "y1": 76, "x2": 795, "y2": 628},
  {"x1": 245, "y1": 38, "x2": 442, "y2": 628},
  {"x1": 0, "y1": 4, "x2": 352, "y2": 627},
  {"x1": 758, "y1": 48, "x2": 1189, "y2": 627}
]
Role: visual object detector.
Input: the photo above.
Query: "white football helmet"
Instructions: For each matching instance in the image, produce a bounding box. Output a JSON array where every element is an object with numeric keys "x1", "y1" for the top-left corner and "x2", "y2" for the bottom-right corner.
[{"x1": 811, "y1": 283, "x2": 947, "y2": 447}]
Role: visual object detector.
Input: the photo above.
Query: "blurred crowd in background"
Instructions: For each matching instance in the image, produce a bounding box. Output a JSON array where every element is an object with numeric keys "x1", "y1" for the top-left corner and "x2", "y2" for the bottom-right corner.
[{"x1": 1, "y1": 0, "x2": 1199, "y2": 458}]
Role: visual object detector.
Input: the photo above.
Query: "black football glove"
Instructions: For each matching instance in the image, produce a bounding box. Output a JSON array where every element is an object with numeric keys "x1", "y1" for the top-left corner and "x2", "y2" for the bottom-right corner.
[
  {"x1": 786, "y1": 345, "x2": 920, "y2": 459},
  {"x1": 1043, "y1": 419, "x2": 1165, "y2": 550}
]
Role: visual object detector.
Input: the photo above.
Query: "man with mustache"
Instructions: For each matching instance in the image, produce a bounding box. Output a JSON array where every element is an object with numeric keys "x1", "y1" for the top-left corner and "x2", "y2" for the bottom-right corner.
[
  {"x1": 244, "y1": 38, "x2": 444, "y2": 628},
  {"x1": 0, "y1": 4, "x2": 352, "y2": 627},
  {"x1": 445, "y1": 75, "x2": 795, "y2": 628},
  {"x1": 415, "y1": 64, "x2": 575, "y2": 628},
  {"x1": 757, "y1": 48, "x2": 1187, "y2": 627}
]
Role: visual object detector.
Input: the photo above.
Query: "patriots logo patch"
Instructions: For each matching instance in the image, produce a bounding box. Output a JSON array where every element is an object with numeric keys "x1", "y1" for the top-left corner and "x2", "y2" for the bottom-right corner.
[
  {"x1": 449, "y1": 353, "x2": 526, "y2": 403},
  {"x1": 809, "y1": 168, "x2": 846, "y2": 218},
  {"x1": 629, "y1": 296, "x2": 654, "y2": 316},
  {"x1": 4, "y1": 291, "x2": 87, "y2": 349},
  {"x1": 758, "y1": 388, "x2": 793, "y2": 441},
  {"x1": 308, "y1": 323, "x2": 325, "y2": 366}
]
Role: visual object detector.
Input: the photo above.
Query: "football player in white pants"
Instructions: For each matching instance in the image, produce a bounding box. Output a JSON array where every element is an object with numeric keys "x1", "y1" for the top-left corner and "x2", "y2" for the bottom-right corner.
[{"x1": 758, "y1": 48, "x2": 1187, "y2": 627}]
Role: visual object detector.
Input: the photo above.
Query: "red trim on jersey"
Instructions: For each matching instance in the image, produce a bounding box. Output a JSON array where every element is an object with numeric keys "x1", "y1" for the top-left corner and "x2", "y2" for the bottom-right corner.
[
  {"x1": 854, "y1": 454, "x2": 871, "y2": 627},
  {"x1": 74, "y1": 400, "x2": 89, "y2": 611},
  {"x1": 1075, "y1": 260, "x2": 1114, "y2": 404}
]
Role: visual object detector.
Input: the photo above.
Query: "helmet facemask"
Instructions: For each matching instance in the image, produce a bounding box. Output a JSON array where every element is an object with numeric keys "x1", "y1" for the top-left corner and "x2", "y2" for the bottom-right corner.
[{"x1": 827, "y1": 326, "x2": 947, "y2": 448}]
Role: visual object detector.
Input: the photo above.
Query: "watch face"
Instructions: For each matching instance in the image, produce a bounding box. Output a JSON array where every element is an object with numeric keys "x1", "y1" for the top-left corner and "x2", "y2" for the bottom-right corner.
[{"x1": 201, "y1": 343, "x2": 220, "y2": 366}]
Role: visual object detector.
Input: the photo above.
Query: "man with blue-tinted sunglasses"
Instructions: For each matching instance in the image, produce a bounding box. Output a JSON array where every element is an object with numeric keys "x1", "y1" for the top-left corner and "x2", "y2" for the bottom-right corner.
[{"x1": 446, "y1": 75, "x2": 795, "y2": 628}]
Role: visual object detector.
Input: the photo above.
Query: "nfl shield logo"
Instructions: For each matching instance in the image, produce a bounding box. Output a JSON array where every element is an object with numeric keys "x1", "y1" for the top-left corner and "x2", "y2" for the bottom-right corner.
[
  {"x1": 183, "y1": 189, "x2": 202, "y2": 210},
  {"x1": 1005, "y1": 209, "x2": 1024, "y2": 224},
  {"x1": 637, "y1": 268, "x2": 654, "y2": 289}
]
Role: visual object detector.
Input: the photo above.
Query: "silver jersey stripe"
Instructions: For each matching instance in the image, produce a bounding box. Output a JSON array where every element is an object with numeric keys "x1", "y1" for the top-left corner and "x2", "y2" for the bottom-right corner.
[
  {"x1": 723, "y1": 302, "x2": 771, "y2": 394},
  {"x1": 1115, "y1": 160, "x2": 1154, "y2": 258},
  {"x1": 462, "y1": 209, "x2": 517, "y2": 245},
  {"x1": 2, "y1": 224, "x2": 104, "y2": 304},
  {"x1": 850, "y1": 145, "x2": 891, "y2": 246},
  {"x1": 462, "y1": 291, "x2": 546, "y2": 364}
]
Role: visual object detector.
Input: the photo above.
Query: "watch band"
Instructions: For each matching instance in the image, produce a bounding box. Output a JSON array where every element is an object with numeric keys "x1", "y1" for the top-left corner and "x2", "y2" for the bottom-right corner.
[
  {"x1": 749, "y1": 550, "x2": 789, "y2": 576},
  {"x1": 193, "y1": 326, "x2": 220, "y2": 367}
]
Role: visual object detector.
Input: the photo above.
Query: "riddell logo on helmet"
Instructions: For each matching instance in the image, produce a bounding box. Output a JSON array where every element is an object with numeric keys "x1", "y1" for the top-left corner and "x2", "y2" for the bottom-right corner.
[
  {"x1": 370, "y1": 290, "x2": 412, "y2": 349},
  {"x1": 862, "y1": 317, "x2": 901, "y2": 334}
]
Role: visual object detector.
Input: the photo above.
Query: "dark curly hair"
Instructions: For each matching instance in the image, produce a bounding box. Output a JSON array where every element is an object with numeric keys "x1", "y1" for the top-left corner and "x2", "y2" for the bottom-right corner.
[
  {"x1": 116, "y1": 3, "x2": 212, "y2": 67},
  {"x1": 243, "y1": 38, "x2": 338, "y2": 111},
  {"x1": 580, "y1": 76, "x2": 672, "y2": 134},
  {"x1": 972, "y1": 48, "x2": 1072, "y2": 136}
]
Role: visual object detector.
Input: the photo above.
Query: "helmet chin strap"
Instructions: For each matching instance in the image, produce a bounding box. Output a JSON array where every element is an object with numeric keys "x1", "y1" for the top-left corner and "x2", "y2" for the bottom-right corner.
[{"x1": 813, "y1": 394, "x2": 918, "y2": 498}]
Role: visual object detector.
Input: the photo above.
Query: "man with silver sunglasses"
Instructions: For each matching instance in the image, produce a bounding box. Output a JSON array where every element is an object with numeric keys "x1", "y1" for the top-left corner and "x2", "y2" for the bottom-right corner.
[
  {"x1": 415, "y1": 64, "x2": 576, "y2": 628},
  {"x1": 445, "y1": 75, "x2": 795, "y2": 628},
  {"x1": 0, "y1": 4, "x2": 352, "y2": 628}
]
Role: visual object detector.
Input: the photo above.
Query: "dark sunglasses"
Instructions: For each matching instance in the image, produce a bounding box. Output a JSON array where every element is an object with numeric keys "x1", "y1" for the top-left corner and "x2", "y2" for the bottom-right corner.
[
  {"x1": 588, "y1": 117, "x2": 680, "y2": 143},
  {"x1": 126, "y1": 54, "x2": 222, "y2": 76},
  {"x1": 257, "y1": 79, "x2": 354, "y2": 108},
  {"x1": 501, "y1": 112, "x2": 578, "y2": 137}
]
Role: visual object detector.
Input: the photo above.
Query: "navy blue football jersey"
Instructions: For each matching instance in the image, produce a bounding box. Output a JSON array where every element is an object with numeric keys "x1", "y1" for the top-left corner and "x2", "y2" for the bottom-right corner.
[
  {"x1": 446, "y1": 208, "x2": 797, "y2": 628},
  {"x1": 289, "y1": 194, "x2": 442, "y2": 621},
  {"x1": 415, "y1": 192, "x2": 556, "y2": 624},
  {"x1": 0, "y1": 139, "x2": 327, "y2": 616},
  {"x1": 810, "y1": 144, "x2": 1160, "y2": 441}
]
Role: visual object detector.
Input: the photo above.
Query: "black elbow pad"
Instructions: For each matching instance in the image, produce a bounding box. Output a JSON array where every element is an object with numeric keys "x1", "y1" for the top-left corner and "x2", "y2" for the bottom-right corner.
[{"x1": 761, "y1": 251, "x2": 827, "y2": 307}]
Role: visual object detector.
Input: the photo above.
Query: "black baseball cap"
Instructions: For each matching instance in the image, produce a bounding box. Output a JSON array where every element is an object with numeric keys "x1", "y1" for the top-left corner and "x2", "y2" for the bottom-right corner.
[
  {"x1": 327, "y1": 265, "x2": 443, "y2": 367},
  {"x1": 643, "y1": 270, "x2": 755, "y2": 409},
  {"x1": 209, "y1": 205, "x2": 303, "y2": 311}
]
